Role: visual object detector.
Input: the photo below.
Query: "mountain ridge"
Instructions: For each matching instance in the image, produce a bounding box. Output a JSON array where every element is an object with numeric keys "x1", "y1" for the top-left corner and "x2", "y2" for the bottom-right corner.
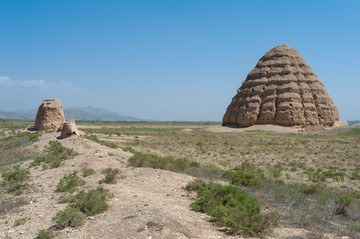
[{"x1": 0, "y1": 106, "x2": 142, "y2": 121}]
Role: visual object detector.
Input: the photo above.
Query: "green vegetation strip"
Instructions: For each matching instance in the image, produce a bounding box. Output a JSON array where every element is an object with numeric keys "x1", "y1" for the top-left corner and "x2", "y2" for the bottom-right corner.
[
  {"x1": 128, "y1": 151, "x2": 223, "y2": 179},
  {"x1": 84, "y1": 134, "x2": 119, "y2": 148},
  {"x1": 338, "y1": 127, "x2": 360, "y2": 136}
]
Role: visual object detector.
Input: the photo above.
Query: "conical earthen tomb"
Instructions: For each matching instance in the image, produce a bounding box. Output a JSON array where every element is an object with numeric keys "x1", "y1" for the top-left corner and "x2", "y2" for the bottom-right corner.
[{"x1": 222, "y1": 44, "x2": 339, "y2": 131}]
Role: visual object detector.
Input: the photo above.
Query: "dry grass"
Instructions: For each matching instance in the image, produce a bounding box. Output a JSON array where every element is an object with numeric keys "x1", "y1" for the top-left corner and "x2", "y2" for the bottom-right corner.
[
  {"x1": 83, "y1": 125, "x2": 360, "y2": 191},
  {"x1": 82, "y1": 123, "x2": 360, "y2": 237},
  {"x1": 1, "y1": 120, "x2": 359, "y2": 237}
]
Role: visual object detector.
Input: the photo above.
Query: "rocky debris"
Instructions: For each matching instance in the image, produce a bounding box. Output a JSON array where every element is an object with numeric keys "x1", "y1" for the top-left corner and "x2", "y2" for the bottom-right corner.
[
  {"x1": 60, "y1": 120, "x2": 80, "y2": 139},
  {"x1": 34, "y1": 99, "x2": 65, "y2": 131},
  {"x1": 223, "y1": 44, "x2": 339, "y2": 131}
]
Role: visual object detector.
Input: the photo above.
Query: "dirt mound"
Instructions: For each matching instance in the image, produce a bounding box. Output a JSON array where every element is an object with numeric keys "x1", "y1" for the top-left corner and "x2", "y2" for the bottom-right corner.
[
  {"x1": 34, "y1": 99, "x2": 65, "y2": 131},
  {"x1": 223, "y1": 44, "x2": 339, "y2": 131}
]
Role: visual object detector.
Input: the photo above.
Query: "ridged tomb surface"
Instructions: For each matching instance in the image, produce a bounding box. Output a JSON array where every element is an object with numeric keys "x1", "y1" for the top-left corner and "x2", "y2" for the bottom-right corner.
[{"x1": 222, "y1": 45, "x2": 339, "y2": 130}]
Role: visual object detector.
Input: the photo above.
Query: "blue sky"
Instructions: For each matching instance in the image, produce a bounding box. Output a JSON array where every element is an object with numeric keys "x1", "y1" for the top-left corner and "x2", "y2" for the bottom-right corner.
[{"x1": 0, "y1": 0, "x2": 359, "y2": 121}]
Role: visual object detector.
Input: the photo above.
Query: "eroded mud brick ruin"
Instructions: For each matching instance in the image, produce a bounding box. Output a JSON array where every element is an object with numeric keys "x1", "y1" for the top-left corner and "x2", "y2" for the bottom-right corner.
[
  {"x1": 34, "y1": 99, "x2": 65, "y2": 131},
  {"x1": 60, "y1": 120, "x2": 80, "y2": 139},
  {"x1": 223, "y1": 44, "x2": 339, "y2": 131}
]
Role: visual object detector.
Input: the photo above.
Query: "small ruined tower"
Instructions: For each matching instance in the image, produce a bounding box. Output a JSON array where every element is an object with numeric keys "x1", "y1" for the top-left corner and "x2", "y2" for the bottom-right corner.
[
  {"x1": 34, "y1": 99, "x2": 65, "y2": 131},
  {"x1": 60, "y1": 120, "x2": 80, "y2": 139}
]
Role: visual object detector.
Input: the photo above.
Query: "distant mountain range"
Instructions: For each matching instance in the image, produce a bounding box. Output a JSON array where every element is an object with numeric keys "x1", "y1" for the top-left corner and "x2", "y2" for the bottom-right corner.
[{"x1": 0, "y1": 107, "x2": 142, "y2": 121}]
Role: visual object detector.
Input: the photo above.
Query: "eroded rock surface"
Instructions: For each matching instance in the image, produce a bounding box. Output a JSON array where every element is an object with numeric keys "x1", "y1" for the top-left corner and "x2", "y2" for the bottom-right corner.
[
  {"x1": 223, "y1": 44, "x2": 339, "y2": 131},
  {"x1": 34, "y1": 99, "x2": 65, "y2": 131}
]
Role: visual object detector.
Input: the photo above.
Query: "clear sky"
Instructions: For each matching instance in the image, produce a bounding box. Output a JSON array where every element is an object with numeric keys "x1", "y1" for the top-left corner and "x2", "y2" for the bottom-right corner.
[{"x1": 1, "y1": 0, "x2": 359, "y2": 121}]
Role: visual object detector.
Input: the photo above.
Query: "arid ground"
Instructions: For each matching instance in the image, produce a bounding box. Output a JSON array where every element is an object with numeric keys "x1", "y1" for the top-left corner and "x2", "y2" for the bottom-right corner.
[{"x1": 0, "y1": 121, "x2": 359, "y2": 239}]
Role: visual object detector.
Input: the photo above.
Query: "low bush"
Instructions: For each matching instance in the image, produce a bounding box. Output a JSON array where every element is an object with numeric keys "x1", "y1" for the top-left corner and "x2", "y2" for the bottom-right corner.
[
  {"x1": 184, "y1": 178, "x2": 207, "y2": 191},
  {"x1": 1, "y1": 164, "x2": 30, "y2": 195},
  {"x1": 128, "y1": 152, "x2": 223, "y2": 178},
  {"x1": 52, "y1": 207, "x2": 86, "y2": 229},
  {"x1": 186, "y1": 180, "x2": 279, "y2": 236},
  {"x1": 298, "y1": 184, "x2": 321, "y2": 195},
  {"x1": 31, "y1": 141, "x2": 78, "y2": 169},
  {"x1": 56, "y1": 171, "x2": 85, "y2": 193},
  {"x1": 350, "y1": 172, "x2": 360, "y2": 180},
  {"x1": 29, "y1": 132, "x2": 41, "y2": 142},
  {"x1": 267, "y1": 162, "x2": 283, "y2": 178},
  {"x1": 310, "y1": 172, "x2": 326, "y2": 182},
  {"x1": 99, "y1": 168, "x2": 120, "y2": 184},
  {"x1": 122, "y1": 146, "x2": 136, "y2": 154},
  {"x1": 13, "y1": 217, "x2": 27, "y2": 226},
  {"x1": 223, "y1": 162, "x2": 263, "y2": 187},
  {"x1": 335, "y1": 195, "x2": 353, "y2": 216},
  {"x1": 82, "y1": 168, "x2": 95, "y2": 177},
  {"x1": 36, "y1": 229, "x2": 56, "y2": 239},
  {"x1": 323, "y1": 170, "x2": 346, "y2": 179},
  {"x1": 63, "y1": 187, "x2": 112, "y2": 216}
]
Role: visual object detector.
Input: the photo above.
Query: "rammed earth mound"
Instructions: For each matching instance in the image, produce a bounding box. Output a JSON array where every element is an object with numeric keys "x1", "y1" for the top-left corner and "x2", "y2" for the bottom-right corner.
[{"x1": 223, "y1": 44, "x2": 339, "y2": 131}]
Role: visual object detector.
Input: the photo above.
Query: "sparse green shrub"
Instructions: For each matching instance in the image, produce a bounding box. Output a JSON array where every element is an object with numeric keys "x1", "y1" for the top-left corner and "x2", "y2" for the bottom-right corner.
[
  {"x1": 128, "y1": 152, "x2": 207, "y2": 176},
  {"x1": 290, "y1": 166, "x2": 297, "y2": 172},
  {"x1": 299, "y1": 184, "x2": 321, "y2": 195},
  {"x1": 185, "y1": 178, "x2": 207, "y2": 191},
  {"x1": 122, "y1": 146, "x2": 136, "y2": 154},
  {"x1": 128, "y1": 152, "x2": 173, "y2": 169},
  {"x1": 350, "y1": 172, "x2": 360, "y2": 180},
  {"x1": 4, "y1": 235, "x2": 12, "y2": 239},
  {"x1": 52, "y1": 206, "x2": 86, "y2": 229},
  {"x1": 310, "y1": 172, "x2": 326, "y2": 182},
  {"x1": 56, "y1": 171, "x2": 85, "y2": 193},
  {"x1": 1, "y1": 164, "x2": 30, "y2": 195},
  {"x1": 29, "y1": 132, "x2": 41, "y2": 142},
  {"x1": 335, "y1": 195, "x2": 353, "y2": 215},
  {"x1": 82, "y1": 168, "x2": 95, "y2": 177},
  {"x1": 99, "y1": 168, "x2": 120, "y2": 184},
  {"x1": 65, "y1": 187, "x2": 112, "y2": 216},
  {"x1": 58, "y1": 193, "x2": 73, "y2": 204},
  {"x1": 13, "y1": 217, "x2": 26, "y2": 226},
  {"x1": 200, "y1": 163, "x2": 223, "y2": 179},
  {"x1": 322, "y1": 170, "x2": 346, "y2": 180},
  {"x1": 36, "y1": 229, "x2": 56, "y2": 239},
  {"x1": 170, "y1": 158, "x2": 200, "y2": 172},
  {"x1": 223, "y1": 162, "x2": 263, "y2": 187},
  {"x1": 333, "y1": 175, "x2": 345, "y2": 182},
  {"x1": 267, "y1": 162, "x2": 283, "y2": 178},
  {"x1": 30, "y1": 141, "x2": 77, "y2": 169},
  {"x1": 187, "y1": 180, "x2": 279, "y2": 236}
]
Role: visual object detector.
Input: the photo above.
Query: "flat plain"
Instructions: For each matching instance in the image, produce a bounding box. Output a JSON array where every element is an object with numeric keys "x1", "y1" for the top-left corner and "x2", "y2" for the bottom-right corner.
[{"x1": 0, "y1": 120, "x2": 359, "y2": 238}]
